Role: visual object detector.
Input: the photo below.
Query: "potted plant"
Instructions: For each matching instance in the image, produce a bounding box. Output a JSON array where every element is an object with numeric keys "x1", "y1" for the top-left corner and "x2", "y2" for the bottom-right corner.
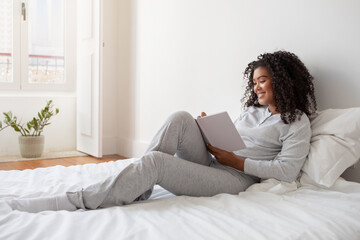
[{"x1": 0, "y1": 100, "x2": 59, "y2": 158}]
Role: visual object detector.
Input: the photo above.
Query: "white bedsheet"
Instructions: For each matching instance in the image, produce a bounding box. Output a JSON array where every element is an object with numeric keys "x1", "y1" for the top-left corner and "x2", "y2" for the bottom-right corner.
[{"x1": 0, "y1": 159, "x2": 359, "y2": 240}]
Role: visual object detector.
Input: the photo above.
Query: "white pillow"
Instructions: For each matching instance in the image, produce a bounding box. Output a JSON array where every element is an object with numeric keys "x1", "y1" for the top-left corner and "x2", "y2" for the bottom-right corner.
[{"x1": 300, "y1": 108, "x2": 360, "y2": 187}]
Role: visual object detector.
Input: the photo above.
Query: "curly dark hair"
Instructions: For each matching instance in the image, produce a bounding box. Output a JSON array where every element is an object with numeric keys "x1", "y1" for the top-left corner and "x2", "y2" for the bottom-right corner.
[{"x1": 241, "y1": 51, "x2": 317, "y2": 124}]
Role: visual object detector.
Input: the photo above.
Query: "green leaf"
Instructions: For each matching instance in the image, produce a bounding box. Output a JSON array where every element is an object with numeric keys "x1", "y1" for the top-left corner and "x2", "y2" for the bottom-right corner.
[
  {"x1": 1, "y1": 100, "x2": 59, "y2": 135},
  {"x1": 3, "y1": 112, "x2": 11, "y2": 122},
  {"x1": 33, "y1": 118, "x2": 38, "y2": 129},
  {"x1": 13, "y1": 125, "x2": 21, "y2": 132}
]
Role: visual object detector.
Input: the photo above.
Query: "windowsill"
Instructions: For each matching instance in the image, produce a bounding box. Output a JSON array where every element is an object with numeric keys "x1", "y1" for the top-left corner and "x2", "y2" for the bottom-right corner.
[{"x1": 0, "y1": 151, "x2": 87, "y2": 163}]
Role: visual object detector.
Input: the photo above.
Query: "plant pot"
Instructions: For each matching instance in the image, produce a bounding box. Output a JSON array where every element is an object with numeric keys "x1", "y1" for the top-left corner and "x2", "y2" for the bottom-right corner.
[{"x1": 18, "y1": 135, "x2": 45, "y2": 158}]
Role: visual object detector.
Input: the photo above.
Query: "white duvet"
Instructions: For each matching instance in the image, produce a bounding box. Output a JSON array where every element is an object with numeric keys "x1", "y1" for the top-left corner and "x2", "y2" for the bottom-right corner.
[{"x1": 0, "y1": 159, "x2": 360, "y2": 240}]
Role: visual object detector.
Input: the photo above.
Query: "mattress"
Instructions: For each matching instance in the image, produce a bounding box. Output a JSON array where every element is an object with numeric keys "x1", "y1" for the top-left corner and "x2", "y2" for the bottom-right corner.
[{"x1": 0, "y1": 158, "x2": 359, "y2": 240}]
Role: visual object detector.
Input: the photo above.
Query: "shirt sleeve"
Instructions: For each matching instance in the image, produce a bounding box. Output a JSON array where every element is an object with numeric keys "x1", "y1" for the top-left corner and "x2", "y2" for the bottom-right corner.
[{"x1": 244, "y1": 115, "x2": 311, "y2": 182}]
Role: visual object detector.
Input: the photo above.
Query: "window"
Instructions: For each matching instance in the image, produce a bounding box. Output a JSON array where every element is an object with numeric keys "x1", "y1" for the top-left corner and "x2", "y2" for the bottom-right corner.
[
  {"x1": 0, "y1": 0, "x2": 75, "y2": 91},
  {"x1": 0, "y1": 0, "x2": 14, "y2": 85}
]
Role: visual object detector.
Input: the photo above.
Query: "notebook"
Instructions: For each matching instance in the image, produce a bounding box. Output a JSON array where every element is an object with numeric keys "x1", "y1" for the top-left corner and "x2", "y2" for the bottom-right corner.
[{"x1": 195, "y1": 112, "x2": 246, "y2": 152}]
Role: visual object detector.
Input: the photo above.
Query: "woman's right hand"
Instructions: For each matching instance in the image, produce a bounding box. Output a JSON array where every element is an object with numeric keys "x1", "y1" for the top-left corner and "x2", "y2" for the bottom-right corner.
[{"x1": 197, "y1": 112, "x2": 207, "y2": 119}]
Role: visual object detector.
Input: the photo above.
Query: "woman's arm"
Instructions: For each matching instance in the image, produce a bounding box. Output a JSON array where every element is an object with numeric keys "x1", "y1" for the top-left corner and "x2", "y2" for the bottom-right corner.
[
  {"x1": 244, "y1": 116, "x2": 311, "y2": 182},
  {"x1": 207, "y1": 144, "x2": 245, "y2": 171}
]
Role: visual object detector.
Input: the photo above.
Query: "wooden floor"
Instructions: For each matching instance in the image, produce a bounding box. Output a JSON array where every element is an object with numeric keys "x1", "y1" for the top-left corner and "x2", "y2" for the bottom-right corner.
[{"x1": 0, "y1": 154, "x2": 127, "y2": 171}]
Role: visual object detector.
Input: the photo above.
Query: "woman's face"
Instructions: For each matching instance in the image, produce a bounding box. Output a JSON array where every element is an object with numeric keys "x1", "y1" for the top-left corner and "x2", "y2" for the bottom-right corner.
[{"x1": 253, "y1": 67, "x2": 277, "y2": 112}]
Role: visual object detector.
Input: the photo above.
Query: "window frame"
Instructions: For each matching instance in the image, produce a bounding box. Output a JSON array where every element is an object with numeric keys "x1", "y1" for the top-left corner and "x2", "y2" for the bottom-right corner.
[{"x1": 0, "y1": 0, "x2": 76, "y2": 92}]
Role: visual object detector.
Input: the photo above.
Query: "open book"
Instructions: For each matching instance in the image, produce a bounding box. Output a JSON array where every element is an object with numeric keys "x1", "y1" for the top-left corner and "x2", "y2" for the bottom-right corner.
[{"x1": 195, "y1": 112, "x2": 246, "y2": 152}]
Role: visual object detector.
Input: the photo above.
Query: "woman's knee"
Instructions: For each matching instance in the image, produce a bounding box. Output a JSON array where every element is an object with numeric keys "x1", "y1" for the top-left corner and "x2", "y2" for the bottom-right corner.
[
  {"x1": 143, "y1": 151, "x2": 166, "y2": 164},
  {"x1": 142, "y1": 151, "x2": 169, "y2": 171},
  {"x1": 167, "y1": 111, "x2": 194, "y2": 125},
  {"x1": 145, "y1": 150, "x2": 164, "y2": 159}
]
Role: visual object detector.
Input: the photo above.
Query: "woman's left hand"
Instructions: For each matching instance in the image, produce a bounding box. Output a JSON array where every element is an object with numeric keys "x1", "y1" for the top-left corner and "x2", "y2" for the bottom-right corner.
[{"x1": 207, "y1": 144, "x2": 245, "y2": 171}]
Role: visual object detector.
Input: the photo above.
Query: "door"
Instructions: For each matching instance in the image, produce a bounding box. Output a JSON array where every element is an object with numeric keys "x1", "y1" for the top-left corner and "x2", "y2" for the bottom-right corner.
[{"x1": 76, "y1": 0, "x2": 103, "y2": 157}]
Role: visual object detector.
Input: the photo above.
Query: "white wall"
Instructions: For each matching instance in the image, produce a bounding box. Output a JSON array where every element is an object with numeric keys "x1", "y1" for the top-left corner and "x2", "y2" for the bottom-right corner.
[
  {"x1": 101, "y1": 0, "x2": 120, "y2": 155},
  {"x1": 117, "y1": 0, "x2": 360, "y2": 157},
  {"x1": 117, "y1": 0, "x2": 138, "y2": 157}
]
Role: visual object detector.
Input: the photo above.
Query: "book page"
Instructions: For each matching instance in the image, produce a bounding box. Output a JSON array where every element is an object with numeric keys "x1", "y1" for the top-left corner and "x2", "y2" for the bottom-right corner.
[{"x1": 195, "y1": 112, "x2": 246, "y2": 152}]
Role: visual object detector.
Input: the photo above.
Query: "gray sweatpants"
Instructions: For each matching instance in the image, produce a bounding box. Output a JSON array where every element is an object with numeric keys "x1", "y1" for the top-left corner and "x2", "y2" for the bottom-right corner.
[{"x1": 67, "y1": 111, "x2": 258, "y2": 210}]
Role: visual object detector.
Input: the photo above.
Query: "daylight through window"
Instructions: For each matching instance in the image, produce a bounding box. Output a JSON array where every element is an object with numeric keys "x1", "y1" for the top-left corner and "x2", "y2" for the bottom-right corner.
[{"x1": 0, "y1": 0, "x2": 73, "y2": 91}]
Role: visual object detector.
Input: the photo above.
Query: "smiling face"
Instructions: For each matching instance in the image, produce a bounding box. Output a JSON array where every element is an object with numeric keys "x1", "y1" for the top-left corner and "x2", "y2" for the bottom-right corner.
[{"x1": 253, "y1": 66, "x2": 278, "y2": 113}]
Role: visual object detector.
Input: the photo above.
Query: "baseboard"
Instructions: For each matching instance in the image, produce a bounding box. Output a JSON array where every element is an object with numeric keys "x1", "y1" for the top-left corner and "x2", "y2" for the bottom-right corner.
[
  {"x1": 117, "y1": 137, "x2": 149, "y2": 158},
  {"x1": 0, "y1": 150, "x2": 87, "y2": 163}
]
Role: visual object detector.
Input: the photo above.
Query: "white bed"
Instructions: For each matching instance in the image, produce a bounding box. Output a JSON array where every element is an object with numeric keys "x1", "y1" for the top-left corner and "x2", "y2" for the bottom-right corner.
[{"x1": 1, "y1": 108, "x2": 360, "y2": 240}]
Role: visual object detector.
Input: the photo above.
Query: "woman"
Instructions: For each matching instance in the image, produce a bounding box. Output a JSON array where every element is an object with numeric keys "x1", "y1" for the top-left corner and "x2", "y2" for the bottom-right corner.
[{"x1": 9, "y1": 50, "x2": 317, "y2": 212}]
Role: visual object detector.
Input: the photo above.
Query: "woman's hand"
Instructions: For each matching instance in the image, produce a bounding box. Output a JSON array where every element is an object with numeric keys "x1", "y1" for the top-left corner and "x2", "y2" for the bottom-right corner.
[
  {"x1": 197, "y1": 112, "x2": 207, "y2": 119},
  {"x1": 207, "y1": 144, "x2": 245, "y2": 171}
]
